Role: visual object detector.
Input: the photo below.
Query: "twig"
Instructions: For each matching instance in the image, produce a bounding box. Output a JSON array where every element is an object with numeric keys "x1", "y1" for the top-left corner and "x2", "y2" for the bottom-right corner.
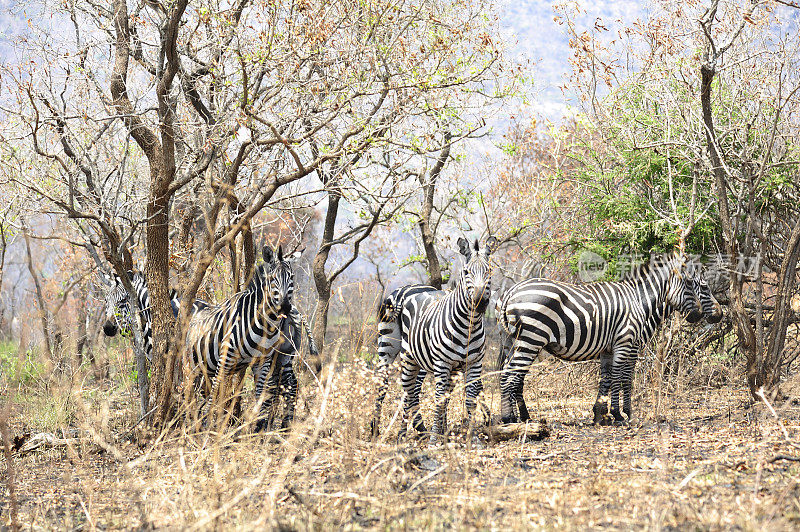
[
  {"x1": 756, "y1": 387, "x2": 800, "y2": 451},
  {"x1": 402, "y1": 464, "x2": 448, "y2": 494},
  {"x1": 768, "y1": 454, "x2": 800, "y2": 464},
  {"x1": 286, "y1": 485, "x2": 323, "y2": 518}
]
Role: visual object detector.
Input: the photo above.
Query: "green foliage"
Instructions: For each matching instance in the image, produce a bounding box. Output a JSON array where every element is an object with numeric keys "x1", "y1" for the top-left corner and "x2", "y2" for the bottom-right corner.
[
  {"x1": 0, "y1": 341, "x2": 44, "y2": 386},
  {"x1": 568, "y1": 123, "x2": 721, "y2": 266}
]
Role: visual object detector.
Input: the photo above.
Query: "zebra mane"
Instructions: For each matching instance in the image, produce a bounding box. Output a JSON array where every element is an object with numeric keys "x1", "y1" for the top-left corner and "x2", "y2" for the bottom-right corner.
[{"x1": 616, "y1": 254, "x2": 683, "y2": 282}]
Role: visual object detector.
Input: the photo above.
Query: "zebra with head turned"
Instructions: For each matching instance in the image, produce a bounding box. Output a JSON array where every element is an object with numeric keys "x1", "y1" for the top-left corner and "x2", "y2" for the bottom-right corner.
[
  {"x1": 588, "y1": 270, "x2": 723, "y2": 425},
  {"x1": 371, "y1": 236, "x2": 497, "y2": 445},
  {"x1": 184, "y1": 245, "x2": 317, "y2": 432},
  {"x1": 496, "y1": 254, "x2": 709, "y2": 425},
  {"x1": 101, "y1": 271, "x2": 188, "y2": 362},
  {"x1": 687, "y1": 274, "x2": 723, "y2": 325},
  {"x1": 102, "y1": 266, "x2": 318, "y2": 430}
]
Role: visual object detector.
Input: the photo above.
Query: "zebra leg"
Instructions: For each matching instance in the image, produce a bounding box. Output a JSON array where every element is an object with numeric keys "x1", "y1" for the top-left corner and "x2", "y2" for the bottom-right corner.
[
  {"x1": 621, "y1": 357, "x2": 637, "y2": 422},
  {"x1": 593, "y1": 351, "x2": 614, "y2": 426},
  {"x1": 609, "y1": 347, "x2": 634, "y2": 424},
  {"x1": 411, "y1": 369, "x2": 427, "y2": 433},
  {"x1": 277, "y1": 317, "x2": 299, "y2": 429},
  {"x1": 253, "y1": 356, "x2": 282, "y2": 432},
  {"x1": 202, "y1": 343, "x2": 236, "y2": 427},
  {"x1": 464, "y1": 362, "x2": 484, "y2": 441},
  {"x1": 371, "y1": 318, "x2": 403, "y2": 439},
  {"x1": 500, "y1": 340, "x2": 540, "y2": 424},
  {"x1": 514, "y1": 376, "x2": 530, "y2": 423},
  {"x1": 279, "y1": 360, "x2": 297, "y2": 430},
  {"x1": 371, "y1": 363, "x2": 390, "y2": 439},
  {"x1": 398, "y1": 355, "x2": 423, "y2": 442},
  {"x1": 430, "y1": 368, "x2": 454, "y2": 446}
]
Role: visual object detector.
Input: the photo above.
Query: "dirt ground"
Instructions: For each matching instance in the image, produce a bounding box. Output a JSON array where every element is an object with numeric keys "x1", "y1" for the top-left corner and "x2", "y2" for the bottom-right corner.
[{"x1": 2, "y1": 356, "x2": 800, "y2": 530}]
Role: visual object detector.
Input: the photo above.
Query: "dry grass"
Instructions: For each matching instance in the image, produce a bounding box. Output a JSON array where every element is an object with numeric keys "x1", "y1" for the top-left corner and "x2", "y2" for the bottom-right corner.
[{"x1": 3, "y1": 347, "x2": 800, "y2": 530}]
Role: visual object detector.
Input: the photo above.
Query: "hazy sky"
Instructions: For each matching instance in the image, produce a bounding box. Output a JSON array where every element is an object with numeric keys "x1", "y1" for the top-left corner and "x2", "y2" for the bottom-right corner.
[{"x1": 498, "y1": 0, "x2": 648, "y2": 120}]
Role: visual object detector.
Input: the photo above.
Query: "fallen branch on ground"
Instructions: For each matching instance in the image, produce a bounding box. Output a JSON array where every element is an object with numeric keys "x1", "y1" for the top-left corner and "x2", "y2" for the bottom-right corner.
[{"x1": 479, "y1": 419, "x2": 550, "y2": 443}]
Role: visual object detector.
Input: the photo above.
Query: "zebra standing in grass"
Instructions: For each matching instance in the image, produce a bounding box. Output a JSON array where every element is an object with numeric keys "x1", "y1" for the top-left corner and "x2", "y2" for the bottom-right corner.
[
  {"x1": 496, "y1": 254, "x2": 706, "y2": 425},
  {"x1": 587, "y1": 271, "x2": 723, "y2": 425},
  {"x1": 102, "y1": 266, "x2": 318, "y2": 429},
  {"x1": 371, "y1": 236, "x2": 497, "y2": 445},
  {"x1": 184, "y1": 245, "x2": 317, "y2": 431}
]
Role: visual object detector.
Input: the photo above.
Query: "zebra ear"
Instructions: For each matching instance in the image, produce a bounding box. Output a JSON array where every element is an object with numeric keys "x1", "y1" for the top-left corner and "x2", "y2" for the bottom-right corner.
[
  {"x1": 262, "y1": 246, "x2": 274, "y2": 264},
  {"x1": 485, "y1": 236, "x2": 499, "y2": 256},
  {"x1": 98, "y1": 272, "x2": 114, "y2": 287},
  {"x1": 457, "y1": 237, "x2": 471, "y2": 260}
]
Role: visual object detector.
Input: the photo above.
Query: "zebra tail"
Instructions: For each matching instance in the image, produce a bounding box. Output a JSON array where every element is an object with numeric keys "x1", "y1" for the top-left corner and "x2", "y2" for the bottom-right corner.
[
  {"x1": 377, "y1": 294, "x2": 400, "y2": 324},
  {"x1": 494, "y1": 296, "x2": 515, "y2": 371}
]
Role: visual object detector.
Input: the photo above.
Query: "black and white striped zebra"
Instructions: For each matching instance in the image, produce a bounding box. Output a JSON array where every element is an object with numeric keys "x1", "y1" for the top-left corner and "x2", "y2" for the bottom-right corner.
[
  {"x1": 371, "y1": 236, "x2": 497, "y2": 444},
  {"x1": 102, "y1": 265, "x2": 317, "y2": 429},
  {"x1": 184, "y1": 246, "x2": 317, "y2": 431},
  {"x1": 496, "y1": 254, "x2": 706, "y2": 425},
  {"x1": 589, "y1": 271, "x2": 723, "y2": 425},
  {"x1": 101, "y1": 271, "x2": 187, "y2": 362},
  {"x1": 687, "y1": 274, "x2": 723, "y2": 324}
]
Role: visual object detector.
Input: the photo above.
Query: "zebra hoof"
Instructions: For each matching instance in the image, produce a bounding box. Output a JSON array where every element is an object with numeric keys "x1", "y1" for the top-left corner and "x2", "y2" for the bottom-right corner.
[
  {"x1": 501, "y1": 415, "x2": 518, "y2": 425},
  {"x1": 609, "y1": 409, "x2": 628, "y2": 426},
  {"x1": 593, "y1": 402, "x2": 609, "y2": 425},
  {"x1": 396, "y1": 429, "x2": 408, "y2": 445},
  {"x1": 595, "y1": 415, "x2": 613, "y2": 427},
  {"x1": 280, "y1": 417, "x2": 293, "y2": 430},
  {"x1": 254, "y1": 419, "x2": 271, "y2": 433}
]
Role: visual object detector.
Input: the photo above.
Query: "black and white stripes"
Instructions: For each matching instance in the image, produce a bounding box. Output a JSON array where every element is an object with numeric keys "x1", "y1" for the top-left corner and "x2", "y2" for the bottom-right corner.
[
  {"x1": 372, "y1": 237, "x2": 497, "y2": 444},
  {"x1": 495, "y1": 255, "x2": 711, "y2": 425},
  {"x1": 184, "y1": 246, "x2": 315, "y2": 431},
  {"x1": 102, "y1": 253, "x2": 318, "y2": 432}
]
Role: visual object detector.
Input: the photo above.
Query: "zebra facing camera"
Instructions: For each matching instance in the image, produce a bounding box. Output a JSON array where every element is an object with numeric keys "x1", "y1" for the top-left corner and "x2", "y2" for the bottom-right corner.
[{"x1": 577, "y1": 251, "x2": 608, "y2": 282}]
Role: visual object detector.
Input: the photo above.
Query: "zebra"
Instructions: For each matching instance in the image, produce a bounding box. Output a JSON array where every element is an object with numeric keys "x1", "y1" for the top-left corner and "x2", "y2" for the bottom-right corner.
[
  {"x1": 101, "y1": 265, "x2": 318, "y2": 429},
  {"x1": 184, "y1": 245, "x2": 318, "y2": 432},
  {"x1": 371, "y1": 236, "x2": 497, "y2": 445},
  {"x1": 588, "y1": 271, "x2": 723, "y2": 425},
  {"x1": 495, "y1": 254, "x2": 707, "y2": 425},
  {"x1": 687, "y1": 274, "x2": 723, "y2": 324},
  {"x1": 101, "y1": 271, "x2": 187, "y2": 362}
]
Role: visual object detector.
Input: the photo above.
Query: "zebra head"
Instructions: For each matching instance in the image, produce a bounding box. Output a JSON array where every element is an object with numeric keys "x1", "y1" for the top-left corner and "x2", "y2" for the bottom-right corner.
[
  {"x1": 102, "y1": 272, "x2": 137, "y2": 337},
  {"x1": 687, "y1": 273, "x2": 723, "y2": 324},
  {"x1": 663, "y1": 256, "x2": 703, "y2": 324},
  {"x1": 456, "y1": 236, "x2": 497, "y2": 313},
  {"x1": 257, "y1": 245, "x2": 294, "y2": 318}
]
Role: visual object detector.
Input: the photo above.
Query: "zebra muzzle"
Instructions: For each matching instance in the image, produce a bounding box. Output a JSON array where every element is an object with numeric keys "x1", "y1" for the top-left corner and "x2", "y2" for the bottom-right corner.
[{"x1": 103, "y1": 321, "x2": 118, "y2": 337}]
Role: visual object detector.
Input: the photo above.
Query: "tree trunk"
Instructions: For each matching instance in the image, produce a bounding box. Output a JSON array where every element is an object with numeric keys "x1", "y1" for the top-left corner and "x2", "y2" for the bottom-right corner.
[
  {"x1": 312, "y1": 189, "x2": 341, "y2": 355},
  {"x1": 417, "y1": 134, "x2": 451, "y2": 289},
  {"x1": 700, "y1": 62, "x2": 760, "y2": 398},
  {"x1": 22, "y1": 229, "x2": 53, "y2": 363},
  {"x1": 763, "y1": 219, "x2": 800, "y2": 389},
  {"x1": 147, "y1": 178, "x2": 175, "y2": 426}
]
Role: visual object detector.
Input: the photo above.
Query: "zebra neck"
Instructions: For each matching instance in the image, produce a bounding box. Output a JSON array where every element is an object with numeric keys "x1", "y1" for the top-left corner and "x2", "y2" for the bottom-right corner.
[
  {"x1": 247, "y1": 276, "x2": 282, "y2": 328},
  {"x1": 629, "y1": 265, "x2": 670, "y2": 321}
]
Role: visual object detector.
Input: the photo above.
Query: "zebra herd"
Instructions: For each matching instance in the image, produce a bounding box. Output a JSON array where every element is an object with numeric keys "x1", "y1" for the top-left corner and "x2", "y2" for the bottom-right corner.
[
  {"x1": 101, "y1": 246, "x2": 318, "y2": 431},
  {"x1": 101, "y1": 238, "x2": 722, "y2": 444}
]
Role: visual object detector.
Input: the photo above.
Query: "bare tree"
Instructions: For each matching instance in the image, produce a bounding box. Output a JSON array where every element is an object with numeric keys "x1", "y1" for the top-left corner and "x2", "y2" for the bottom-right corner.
[{"x1": 1, "y1": 0, "x2": 513, "y2": 425}]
